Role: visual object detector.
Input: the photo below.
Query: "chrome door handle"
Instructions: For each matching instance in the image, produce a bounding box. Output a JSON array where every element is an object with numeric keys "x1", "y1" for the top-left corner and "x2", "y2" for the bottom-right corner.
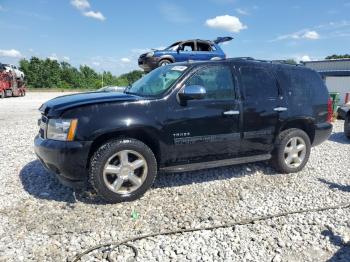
[
  {"x1": 274, "y1": 107, "x2": 288, "y2": 112},
  {"x1": 223, "y1": 110, "x2": 240, "y2": 115}
]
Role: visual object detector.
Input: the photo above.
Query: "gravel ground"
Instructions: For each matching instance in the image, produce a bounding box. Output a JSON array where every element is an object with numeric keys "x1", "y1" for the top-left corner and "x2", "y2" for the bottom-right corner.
[{"x1": 0, "y1": 92, "x2": 349, "y2": 262}]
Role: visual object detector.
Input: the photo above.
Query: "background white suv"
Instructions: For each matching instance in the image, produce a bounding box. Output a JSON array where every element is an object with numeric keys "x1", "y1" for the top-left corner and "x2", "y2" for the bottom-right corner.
[{"x1": 4, "y1": 64, "x2": 24, "y2": 79}]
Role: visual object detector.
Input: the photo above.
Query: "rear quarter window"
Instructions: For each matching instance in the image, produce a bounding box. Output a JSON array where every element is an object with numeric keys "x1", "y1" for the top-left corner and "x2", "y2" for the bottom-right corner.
[{"x1": 276, "y1": 67, "x2": 328, "y2": 105}]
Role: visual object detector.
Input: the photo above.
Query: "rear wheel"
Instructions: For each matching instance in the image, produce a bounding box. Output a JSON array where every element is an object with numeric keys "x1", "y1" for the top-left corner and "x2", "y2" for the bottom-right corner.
[
  {"x1": 345, "y1": 116, "x2": 350, "y2": 139},
  {"x1": 271, "y1": 128, "x2": 311, "y2": 173},
  {"x1": 89, "y1": 138, "x2": 157, "y2": 203}
]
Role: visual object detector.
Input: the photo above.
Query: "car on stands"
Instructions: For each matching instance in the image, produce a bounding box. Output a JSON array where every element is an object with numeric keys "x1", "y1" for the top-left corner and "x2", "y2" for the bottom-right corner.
[
  {"x1": 138, "y1": 37, "x2": 233, "y2": 72},
  {"x1": 35, "y1": 58, "x2": 332, "y2": 203},
  {"x1": 3, "y1": 64, "x2": 24, "y2": 80}
]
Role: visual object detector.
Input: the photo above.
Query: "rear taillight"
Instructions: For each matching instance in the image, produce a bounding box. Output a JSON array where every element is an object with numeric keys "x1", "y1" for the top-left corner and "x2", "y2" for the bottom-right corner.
[{"x1": 327, "y1": 98, "x2": 333, "y2": 123}]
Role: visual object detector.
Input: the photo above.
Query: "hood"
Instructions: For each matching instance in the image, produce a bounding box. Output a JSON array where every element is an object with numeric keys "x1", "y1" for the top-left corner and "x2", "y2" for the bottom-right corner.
[{"x1": 39, "y1": 91, "x2": 141, "y2": 117}]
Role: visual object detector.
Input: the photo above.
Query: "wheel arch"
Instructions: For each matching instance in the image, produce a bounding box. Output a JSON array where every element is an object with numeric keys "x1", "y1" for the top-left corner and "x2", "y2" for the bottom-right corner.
[
  {"x1": 278, "y1": 118, "x2": 316, "y2": 144},
  {"x1": 87, "y1": 128, "x2": 161, "y2": 168},
  {"x1": 159, "y1": 55, "x2": 175, "y2": 63}
]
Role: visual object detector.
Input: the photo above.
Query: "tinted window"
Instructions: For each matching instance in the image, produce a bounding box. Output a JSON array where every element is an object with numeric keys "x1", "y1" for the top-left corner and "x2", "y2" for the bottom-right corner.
[
  {"x1": 276, "y1": 68, "x2": 316, "y2": 104},
  {"x1": 186, "y1": 65, "x2": 235, "y2": 100},
  {"x1": 240, "y1": 67, "x2": 278, "y2": 98},
  {"x1": 196, "y1": 42, "x2": 211, "y2": 52}
]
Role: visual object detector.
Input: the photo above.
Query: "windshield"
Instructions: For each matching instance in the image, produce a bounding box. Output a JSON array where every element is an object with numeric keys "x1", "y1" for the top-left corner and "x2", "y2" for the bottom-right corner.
[
  {"x1": 126, "y1": 65, "x2": 188, "y2": 97},
  {"x1": 164, "y1": 42, "x2": 180, "y2": 51}
]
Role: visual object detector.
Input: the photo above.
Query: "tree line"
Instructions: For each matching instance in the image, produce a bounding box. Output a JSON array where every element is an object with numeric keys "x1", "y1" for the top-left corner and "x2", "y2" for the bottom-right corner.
[{"x1": 19, "y1": 57, "x2": 143, "y2": 89}]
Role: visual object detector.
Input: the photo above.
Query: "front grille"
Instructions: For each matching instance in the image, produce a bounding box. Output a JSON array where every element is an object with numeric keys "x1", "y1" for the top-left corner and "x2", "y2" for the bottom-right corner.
[{"x1": 39, "y1": 115, "x2": 48, "y2": 139}]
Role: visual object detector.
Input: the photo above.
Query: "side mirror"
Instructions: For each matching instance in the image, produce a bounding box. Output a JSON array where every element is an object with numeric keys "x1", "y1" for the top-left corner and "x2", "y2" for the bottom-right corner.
[{"x1": 179, "y1": 85, "x2": 206, "y2": 101}]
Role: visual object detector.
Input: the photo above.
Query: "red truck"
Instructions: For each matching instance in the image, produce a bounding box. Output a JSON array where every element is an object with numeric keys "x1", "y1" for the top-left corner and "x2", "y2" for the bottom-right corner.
[{"x1": 0, "y1": 68, "x2": 26, "y2": 98}]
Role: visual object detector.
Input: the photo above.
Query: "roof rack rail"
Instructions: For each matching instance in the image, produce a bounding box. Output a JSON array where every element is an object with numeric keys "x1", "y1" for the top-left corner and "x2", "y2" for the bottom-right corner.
[
  {"x1": 233, "y1": 57, "x2": 255, "y2": 60},
  {"x1": 232, "y1": 57, "x2": 271, "y2": 63},
  {"x1": 271, "y1": 60, "x2": 303, "y2": 66},
  {"x1": 231, "y1": 57, "x2": 304, "y2": 66}
]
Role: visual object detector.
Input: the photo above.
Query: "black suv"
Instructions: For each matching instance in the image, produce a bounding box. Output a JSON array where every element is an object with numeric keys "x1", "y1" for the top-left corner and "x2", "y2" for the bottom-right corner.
[{"x1": 35, "y1": 58, "x2": 332, "y2": 203}]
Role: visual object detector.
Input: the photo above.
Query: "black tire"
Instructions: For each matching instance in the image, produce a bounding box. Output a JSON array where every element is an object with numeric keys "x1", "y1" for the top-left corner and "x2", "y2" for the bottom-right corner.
[
  {"x1": 270, "y1": 128, "x2": 311, "y2": 174},
  {"x1": 89, "y1": 138, "x2": 157, "y2": 203},
  {"x1": 158, "y1": 59, "x2": 172, "y2": 67},
  {"x1": 0, "y1": 90, "x2": 4, "y2": 99},
  {"x1": 345, "y1": 116, "x2": 350, "y2": 139}
]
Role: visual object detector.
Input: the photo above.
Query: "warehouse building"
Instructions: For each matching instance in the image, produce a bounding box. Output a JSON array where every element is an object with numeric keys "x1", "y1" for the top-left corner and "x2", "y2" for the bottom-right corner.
[{"x1": 303, "y1": 59, "x2": 350, "y2": 105}]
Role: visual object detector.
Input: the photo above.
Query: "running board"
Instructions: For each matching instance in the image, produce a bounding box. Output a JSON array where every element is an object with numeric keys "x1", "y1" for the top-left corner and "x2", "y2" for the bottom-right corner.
[{"x1": 160, "y1": 154, "x2": 271, "y2": 173}]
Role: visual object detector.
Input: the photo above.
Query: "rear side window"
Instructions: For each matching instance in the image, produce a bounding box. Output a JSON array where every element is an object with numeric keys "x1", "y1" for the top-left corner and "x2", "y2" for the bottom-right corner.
[
  {"x1": 276, "y1": 68, "x2": 326, "y2": 104},
  {"x1": 240, "y1": 67, "x2": 278, "y2": 99},
  {"x1": 196, "y1": 42, "x2": 212, "y2": 52},
  {"x1": 186, "y1": 65, "x2": 235, "y2": 100}
]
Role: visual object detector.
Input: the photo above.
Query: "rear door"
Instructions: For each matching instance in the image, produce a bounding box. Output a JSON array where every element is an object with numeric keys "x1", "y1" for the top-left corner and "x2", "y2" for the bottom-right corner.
[
  {"x1": 192, "y1": 41, "x2": 216, "y2": 61},
  {"x1": 175, "y1": 41, "x2": 196, "y2": 62},
  {"x1": 239, "y1": 65, "x2": 286, "y2": 155}
]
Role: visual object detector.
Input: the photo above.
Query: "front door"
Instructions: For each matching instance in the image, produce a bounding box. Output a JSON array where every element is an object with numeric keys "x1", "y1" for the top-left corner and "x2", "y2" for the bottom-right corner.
[
  {"x1": 239, "y1": 66, "x2": 285, "y2": 155},
  {"x1": 174, "y1": 41, "x2": 196, "y2": 62},
  {"x1": 165, "y1": 64, "x2": 241, "y2": 164}
]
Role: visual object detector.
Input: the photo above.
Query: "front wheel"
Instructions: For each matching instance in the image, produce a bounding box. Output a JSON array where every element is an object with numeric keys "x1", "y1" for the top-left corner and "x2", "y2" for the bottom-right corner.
[
  {"x1": 345, "y1": 116, "x2": 350, "y2": 139},
  {"x1": 158, "y1": 59, "x2": 171, "y2": 67},
  {"x1": 89, "y1": 138, "x2": 157, "y2": 203},
  {"x1": 271, "y1": 128, "x2": 311, "y2": 173}
]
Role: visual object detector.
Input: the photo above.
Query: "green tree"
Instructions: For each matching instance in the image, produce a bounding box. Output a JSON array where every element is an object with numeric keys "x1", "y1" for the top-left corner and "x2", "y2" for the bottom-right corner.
[
  {"x1": 19, "y1": 56, "x2": 144, "y2": 89},
  {"x1": 325, "y1": 54, "x2": 350, "y2": 60}
]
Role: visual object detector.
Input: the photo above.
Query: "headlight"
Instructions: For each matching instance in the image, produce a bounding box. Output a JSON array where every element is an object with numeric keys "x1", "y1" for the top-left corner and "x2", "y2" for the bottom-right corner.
[
  {"x1": 146, "y1": 51, "x2": 154, "y2": 58},
  {"x1": 47, "y1": 119, "x2": 78, "y2": 141}
]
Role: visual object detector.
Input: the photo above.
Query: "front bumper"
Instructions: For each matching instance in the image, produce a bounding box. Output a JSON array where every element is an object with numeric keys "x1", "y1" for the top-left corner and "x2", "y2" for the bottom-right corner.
[
  {"x1": 138, "y1": 56, "x2": 160, "y2": 71},
  {"x1": 312, "y1": 122, "x2": 333, "y2": 146},
  {"x1": 34, "y1": 135, "x2": 92, "y2": 188}
]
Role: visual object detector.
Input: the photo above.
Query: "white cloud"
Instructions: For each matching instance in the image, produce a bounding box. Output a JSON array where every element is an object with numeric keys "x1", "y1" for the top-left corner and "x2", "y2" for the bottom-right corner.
[
  {"x1": 83, "y1": 11, "x2": 106, "y2": 21},
  {"x1": 120, "y1": 58, "x2": 131, "y2": 63},
  {"x1": 300, "y1": 55, "x2": 311, "y2": 62},
  {"x1": 71, "y1": 0, "x2": 90, "y2": 10},
  {"x1": 235, "y1": 8, "x2": 249, "y2": 15},
  {"x1": 71, "y1": 0, "x2": 106, "y2": 21},
  {"x1": 63, "y1": 56, "x2": 70, "y2": 61},
  {"x1": 273, "y1": 30, "x2": 320, "y2": 41},
  {"x1": 302, "y1": 31, "x2": 320, "y2": 40},
  {"x1": 205, "y1": 15, "x2": 247, "y2": 33},
  {"x1": 48, "y1": 53, "x2": 58, "y2": 60},
  {"x1": 0, "y1": 49, "x2": 22, "y2": 58}
]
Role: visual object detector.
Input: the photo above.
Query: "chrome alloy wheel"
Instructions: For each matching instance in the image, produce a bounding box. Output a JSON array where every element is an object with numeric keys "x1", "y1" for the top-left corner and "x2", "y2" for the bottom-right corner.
[
  {"x1": 103, "y1": 150, "x2": 148, "y2": 194},
  {"x1": 283, "y1": 137, "x2": 307, "y2": 168}
]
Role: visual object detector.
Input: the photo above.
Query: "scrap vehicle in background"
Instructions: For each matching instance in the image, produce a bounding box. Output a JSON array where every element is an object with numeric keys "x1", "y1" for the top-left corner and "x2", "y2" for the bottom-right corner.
[
  {"x1": 98, "y1": 86, "x2": 126, "y2": 93},
  {"x1": 0, "y1": 63, "x2": 26, "y2": 98},
  {"x1": 138, "y1": 37, "x2": 233, "y2": 72},
  {"x1": 3, "y1": 64, "x2": 25, "y2": 80}
]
